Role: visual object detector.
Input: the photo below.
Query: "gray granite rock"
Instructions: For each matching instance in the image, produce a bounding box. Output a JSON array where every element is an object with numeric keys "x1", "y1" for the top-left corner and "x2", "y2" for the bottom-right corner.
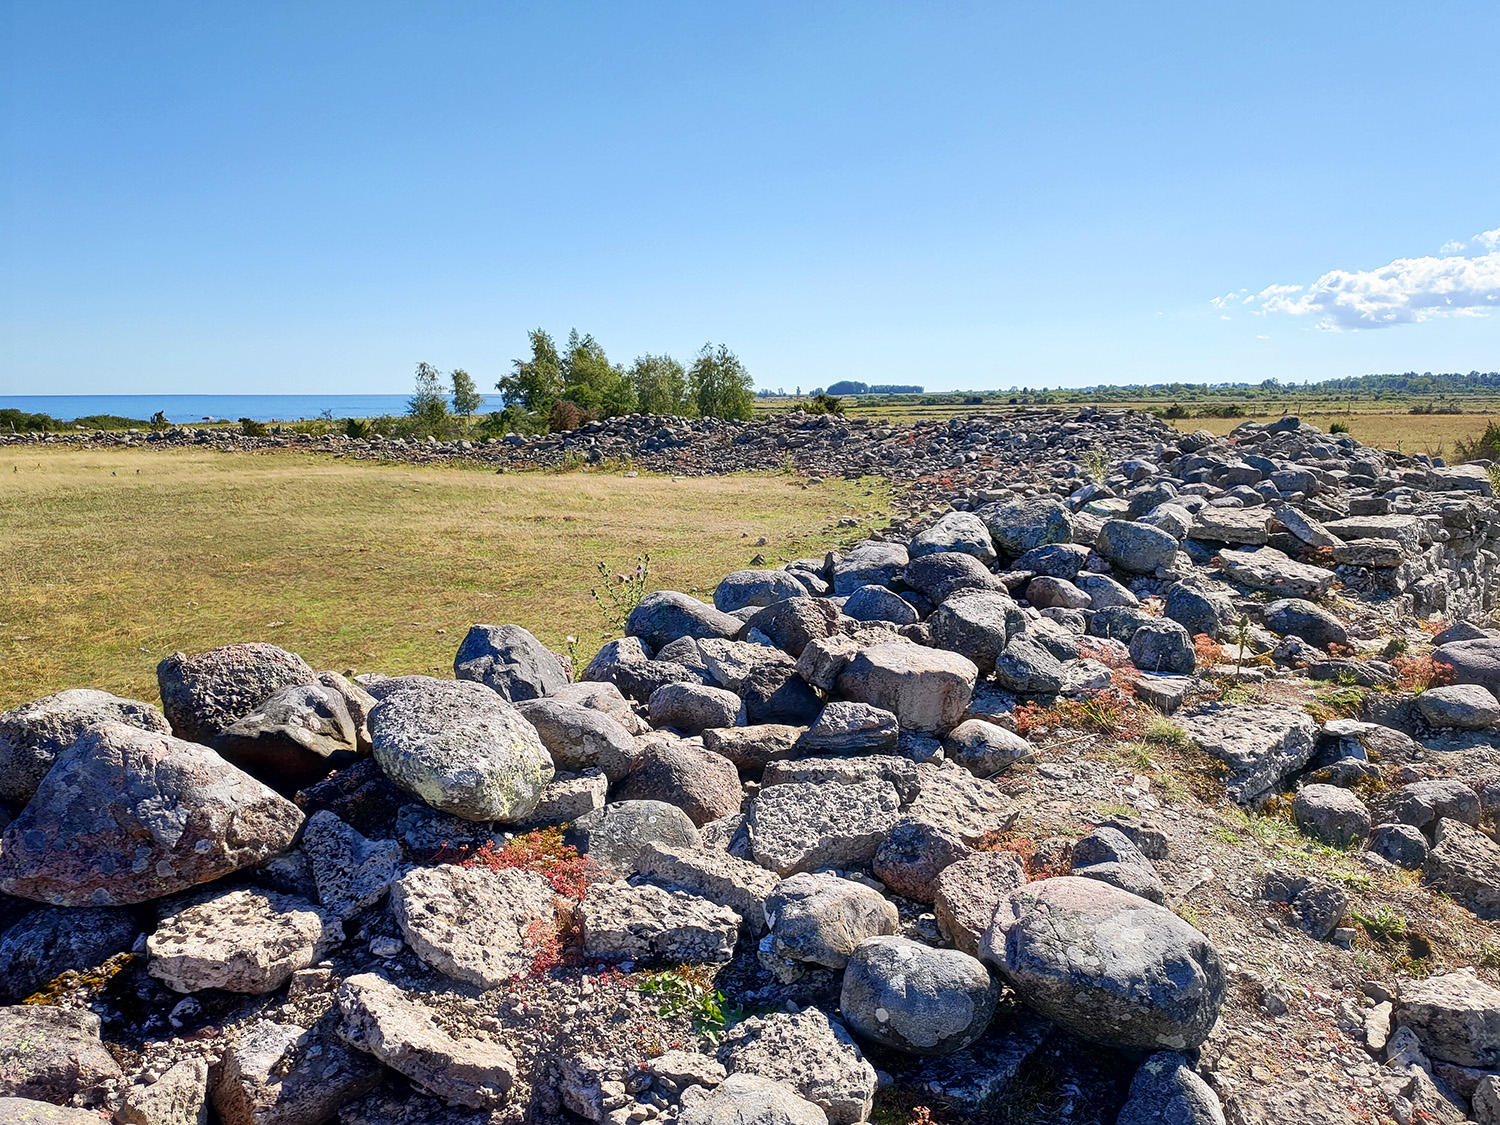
[
  {"x1": 627, "y1": 590, "x2": 745, "y2": 649},
  {"x1": 835, "y1": 641, "x2": 978, "y2": 733},
  {"x1": 0, "y1": 1004, "x2": 122, "y2": 1105},
  {"x1": 211, "y1": 681, "x2": 362, "y2": 792},
  {"x1": 839, "y1": 935, "x2": 998, "y2": 1055},
  {"x1": 1293, "y1": 783, "x2": 1371, "y2": 848},
  {"x1": 1417, "y1": 684, "x2": 1500, "y2": 729},
  {"x1": 1070, "y1": 826, "x2": 1166, "y2": 903},
  {"x1": 909, "y1": 511, "x2": 998, "y2": 564},
  {"x1": 0, "y1": 722, "x2": 303, "y2": 906},
  {"x1": 515, "y1": 698, "x2": 640, "y2": 781},
  {"x1": 0, "y1": 688, "x2": 170, "y2": 805},
  {"x1": 157, "y1": 642, "x2": 316, "y2": 744},
  {"x1": 211, "y1": 1017, "x2": 382, "y2": 1125},
  {"x1": 1116, "y1": 1052, "x2": 1225, "y2": 1125},
  {"x1": 981, "y1": 876, "x2": 1225, "y2": 1051},
  {"x1": 566, "y1": 799, "x2": 701, "y2": 876},
  {"x1": 761, "y1": 872, "x2": 898, "y2": 977},
  {"x1": 1397, "y1": 971, "x2": 1500, "y2": 1068},
  {"x1": 370, "y1": 677, "x2": 554, "y2": 823}
]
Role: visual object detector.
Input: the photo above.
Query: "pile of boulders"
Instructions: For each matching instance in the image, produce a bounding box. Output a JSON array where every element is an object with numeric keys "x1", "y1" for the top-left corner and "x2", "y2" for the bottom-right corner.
[{"x1": 1, "y1": 414, "x2": 1499, "y2": 1124}]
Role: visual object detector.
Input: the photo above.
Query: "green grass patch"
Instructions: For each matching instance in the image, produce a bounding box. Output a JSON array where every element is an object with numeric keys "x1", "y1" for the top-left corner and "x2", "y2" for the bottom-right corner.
[{"x1": 0, "y1": 449, "x2": 888, "y2": 708}]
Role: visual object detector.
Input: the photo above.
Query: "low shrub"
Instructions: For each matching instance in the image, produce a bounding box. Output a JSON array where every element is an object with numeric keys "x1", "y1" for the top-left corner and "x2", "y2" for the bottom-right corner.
[
  {"x1": 1392, "y1": 653, "x2": 1451, "y2": 693},
  {"x1": 1454, "y1": 420, "x2": 1500, "y2": 462},
  {"x1": 550, "y1": 400, "x2": 588, "y2": 433}
]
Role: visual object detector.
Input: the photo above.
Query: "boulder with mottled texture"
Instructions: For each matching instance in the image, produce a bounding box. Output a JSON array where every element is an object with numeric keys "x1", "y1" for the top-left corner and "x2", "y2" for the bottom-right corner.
[
  {"x1": 0, "y1": 722, "x2": 303, "y2": 906},
  {"x1": 981, "y1": 876, "x2": 1225, "y2": 1051},
  {"x1": 157, "y1": 642, "x2": 316, "y2": 744},
  {"x1": 839, "y1": 935, "x2": 998, "y2": 1055},
  {"x1": 0, "y1": 1005, "x2": 122, "y2": 1105},
  {"x1": 370, "y1": 677, "x2": 554, "y2": 823},
  {"x1": 390, "y1": 863, "x2": 557, "y2": 987},
  {"x1": 0, "y1": 688, "x2": 170, "y2": 804},
  {"x1": 147, "y1": 888, "x2": 339, "y2": 994}
]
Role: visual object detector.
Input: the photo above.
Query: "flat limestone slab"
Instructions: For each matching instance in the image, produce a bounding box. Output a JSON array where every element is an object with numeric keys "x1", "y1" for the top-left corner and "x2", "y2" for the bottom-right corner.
[{"x1": 1177, "y1": 703, "x2": 1318, "y2": 803}]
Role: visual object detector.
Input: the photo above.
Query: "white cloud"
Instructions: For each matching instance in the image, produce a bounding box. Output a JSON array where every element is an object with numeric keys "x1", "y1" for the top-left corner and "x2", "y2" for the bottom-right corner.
[
  {"x1": 1225, "y1": 233, "x2": 1500, "y2": 330},
  {"x1": 1440, "y1": 239, "x2": 1466, "y2": 254}
]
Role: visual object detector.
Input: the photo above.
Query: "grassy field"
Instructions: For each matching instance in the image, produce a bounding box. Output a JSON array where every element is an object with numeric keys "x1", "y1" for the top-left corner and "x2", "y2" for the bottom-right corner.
[
  {"x1": 1168, "y1": 409, "x2": 1500, "y2": 455},
  {"x1": 0, "y1": 450, "x2": 889, "y2": 710},
  {"x1": 756, "y1": 393, "x2": 1500, "y2": 457}
]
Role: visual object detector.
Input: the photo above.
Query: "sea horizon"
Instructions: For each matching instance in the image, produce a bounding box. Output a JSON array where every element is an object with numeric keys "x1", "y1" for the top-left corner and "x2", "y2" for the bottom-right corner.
[{"x1": 0, "y1": 393, "x2": 496, "y2": 424}]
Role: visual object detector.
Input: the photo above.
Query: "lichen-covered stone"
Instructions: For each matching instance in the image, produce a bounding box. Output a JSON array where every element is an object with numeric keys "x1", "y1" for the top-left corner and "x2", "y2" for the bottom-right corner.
[
  {"x1": 0, "y1": 688, "x2": 170, "y2": 805},
  {"x1": 981, "y1": 876, "x2": 1225, "y2": 1051},
  {"x1": 0, "y1": 722, "x2": 303, "y2": 906},
  {"x1": 370, "y1": 677, "x2": 554, "y2": 823}
]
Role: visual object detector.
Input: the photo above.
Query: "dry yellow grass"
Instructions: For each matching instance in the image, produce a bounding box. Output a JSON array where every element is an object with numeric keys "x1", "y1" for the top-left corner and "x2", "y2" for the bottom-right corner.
[
  {"x1": 1170, "y1": 410, "x2": 1499, "y2": 454},
  {"x1": 0, "y1": 449, "x2": 888, "y2": 709}
]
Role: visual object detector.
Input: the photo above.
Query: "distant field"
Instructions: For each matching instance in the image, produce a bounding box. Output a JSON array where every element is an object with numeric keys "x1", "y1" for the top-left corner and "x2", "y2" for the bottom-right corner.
[
  {"x1": 1167, "y1": 409, "x2": 1499, "y2": 455},
  {"x1": 0, "y1": 450, "x2": 888, "y2": 710},
  {"x1": 757, "y1": 393, "x2": 1500, "y2": 457}
]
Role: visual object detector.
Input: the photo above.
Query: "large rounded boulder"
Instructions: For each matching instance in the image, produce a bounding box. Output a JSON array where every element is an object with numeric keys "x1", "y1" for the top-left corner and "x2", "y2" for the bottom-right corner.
[
  {"x1": 0, "y1": 722, "x2": 304, "y2": 906},
  {"x1": 839, "y1": 935, "x2": 998, "y2": 1055},
  {"x1": 369, "y1": 677, "x2": 553, "y2": 823},
  {"x1": 835, "y1": 641, "x2": 977, "y2": 734},
  {"x1": 925, "y1": 594, "x2": 1020, "y2": 674},
  {"x1": 980, "y1": 876, "x2": 1226, "y2": 1051},
  {"x1": 1096, "y1": 520, "x2": 1179, "y2": 575},
  {"x1": 156, "y1": 642, "x2": 316, "y2": 744},
  {"x1": 515, "y1": 698, "x2": 640, "y2": 782},
  {"x1": 611, "y1": 738, "x2": 743, "y2": 826},
  {"x1": 713, "y1": 569, "x2": 807, "y2": 613},
  {"x1": 626, "y1": 591, "x2": 743, "y2": 650},
  {"x1": 908, "y1": 511, "x2": 997, "y2": 564},
  {"x1": 762, "y1": 872, "x2": 900, "y2": 974},
  {"x1": 0, "y1": 688, "x2": 171, "y2": 805},
  {"x1": 453, "y1": 623, "x2": 569, "y2": 702},
  {"x1": 977, "y1": 496, "x2": 1072, "y2": 557}
]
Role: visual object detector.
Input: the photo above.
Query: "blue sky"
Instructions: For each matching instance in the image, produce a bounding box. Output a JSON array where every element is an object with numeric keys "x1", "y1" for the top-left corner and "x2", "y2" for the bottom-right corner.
[{"x1": 2, "y1": 2, "x2": 1498, "y2": 395}]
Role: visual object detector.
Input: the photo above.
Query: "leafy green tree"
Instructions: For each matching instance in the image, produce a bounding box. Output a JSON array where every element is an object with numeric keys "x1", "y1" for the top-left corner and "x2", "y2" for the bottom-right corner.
[
  {"x1": 408, "y1": 362, "x2": 451, "y2": 429},
  {"x1": 561, "y1": 330, "x2": 635, "y2": 418},
  {"x1": 450, "y1": 368, "x2": 483, "y2": 418},
  {"x1": 630, "y1": 353, "x2": 693, "y2": 416},
  {"x1": 497, "y1": 330, "x2": 564, "y2": 414},
  {"x1": 690, "y1": 344, "x2": 754, "y2": 420}
]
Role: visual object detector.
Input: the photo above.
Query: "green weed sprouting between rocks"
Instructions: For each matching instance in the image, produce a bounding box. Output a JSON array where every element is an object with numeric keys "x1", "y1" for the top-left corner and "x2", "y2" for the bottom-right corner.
[
  {"x1": 635, "y1": 968, "x2": 735, "y2": 1044},
  {"x1": 1351, "y1": 906, "x2": 1408, "y2": 940}
]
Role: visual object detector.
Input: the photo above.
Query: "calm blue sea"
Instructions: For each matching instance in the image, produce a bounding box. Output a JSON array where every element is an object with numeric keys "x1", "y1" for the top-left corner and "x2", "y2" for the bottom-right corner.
[{"x1": 0, "y1": 394, "x2": 497, "y2": 424}]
